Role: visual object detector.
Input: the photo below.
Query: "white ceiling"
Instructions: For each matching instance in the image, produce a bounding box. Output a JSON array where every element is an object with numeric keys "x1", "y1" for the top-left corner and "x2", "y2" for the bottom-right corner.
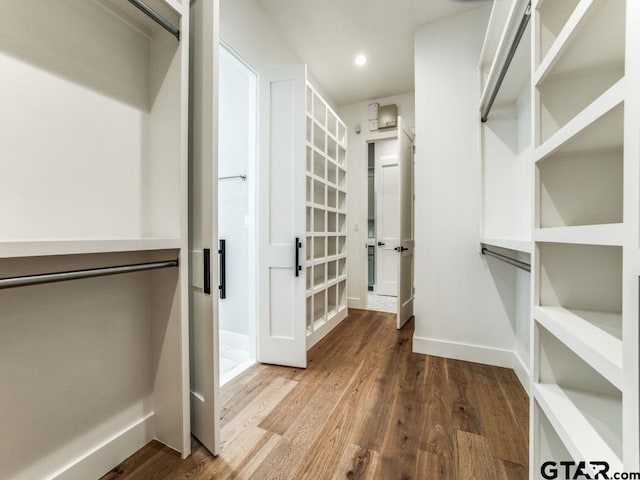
[{"x1": 256, "y1": 0, "x2": 483, "y2": 105}]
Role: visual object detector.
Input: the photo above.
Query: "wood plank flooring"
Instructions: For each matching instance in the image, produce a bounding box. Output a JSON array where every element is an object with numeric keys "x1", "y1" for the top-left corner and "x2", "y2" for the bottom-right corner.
[{"x1": 100, "y1": 309, "x2": 529, "y2": 480}]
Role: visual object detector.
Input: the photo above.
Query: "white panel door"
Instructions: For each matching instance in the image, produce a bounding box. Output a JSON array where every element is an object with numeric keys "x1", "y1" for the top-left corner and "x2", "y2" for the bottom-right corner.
[
  {"x1": 257, "y1": 65, "x2": 307, "y2": 368},
  {"x1": 397, "y1": 116, "x2": 415, "y2": 329},
  {"x1": 189, "y1": 0, "x2": 219, "y2": 456},
  {"x1": 375, "y1": 139, "x2": 399, "y2": 297}
]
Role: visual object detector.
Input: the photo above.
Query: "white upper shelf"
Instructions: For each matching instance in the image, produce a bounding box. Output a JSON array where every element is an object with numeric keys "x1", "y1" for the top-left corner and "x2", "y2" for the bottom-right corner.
[
  {"x1": 0, "y1": 238, "x2": 182, "y2": 259},
  {"x1": 535, "y1": 0, "x2": 626, "y2": 85},
  {"x1": 535, "y1": 79, "x2": 624, "y2": 162},
  {"x1": 480, "y1": 0, "x2": 532, "y2": 111},
  {"x1": 481, "y1": 237, "x2": 532, "y2": 254},
  {"x1": 100, "y1": 0, "x2": 183, "y2": 37},
  {"x1": 534, "y1": 224, "x2": 625, "y2": 247}
]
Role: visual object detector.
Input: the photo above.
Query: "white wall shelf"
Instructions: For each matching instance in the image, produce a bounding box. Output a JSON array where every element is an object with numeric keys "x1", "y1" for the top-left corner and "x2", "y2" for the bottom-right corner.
[
  {"x1": 535, "y1": 307, "x2": 623, "y2": 389},
  {"x1": 0, "y1": 238, "x2": 182, "y2": 259},
  {"x1": 534, "y1": 224, "x2": 624, "y2": 246},
  {"x1": 481, "y1": 237, "x2": 532, "y2": 254},
  {"x1": 535, "y1": 78, "x2": 624, "y2": 162},
  {"x1": 534, "y1": 0, "x2": 626, "y2": 85}
]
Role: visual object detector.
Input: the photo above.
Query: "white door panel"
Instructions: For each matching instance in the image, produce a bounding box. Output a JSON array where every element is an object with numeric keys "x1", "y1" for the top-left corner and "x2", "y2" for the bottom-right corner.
[
  {"x1": 375, "y1": 143, "x2": 399, "y2": 297},
  {"x1": 257, "y1": 65, "x2": 307, "y2": 368},
  {"x1": 397, "y1": 117, "x2": 415, "y2": 329}
]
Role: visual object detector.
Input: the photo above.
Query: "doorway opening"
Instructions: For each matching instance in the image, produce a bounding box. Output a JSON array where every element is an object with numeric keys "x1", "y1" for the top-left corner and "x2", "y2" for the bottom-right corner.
[
  {"x1": 367, "y1": 137, "x2": 399, "y2": 314},
  {"x1": 218, "y1": 44, "x2": 258, "y2": 386}
]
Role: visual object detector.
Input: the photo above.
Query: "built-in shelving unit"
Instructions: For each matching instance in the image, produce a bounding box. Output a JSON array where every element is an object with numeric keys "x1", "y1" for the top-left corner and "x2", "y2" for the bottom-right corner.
[
  {"x1": 305, "y1": 82, "x2": 348, "y2": 349},
  {"x1": 0, "y1": 1, "x2": 190, "y2": 479},
  {"x1": 531, "y1": 0, "x2": 639, "y2": 473},
  {"x1": 478, "y1": 0, "x2": 533, "y2": 389}
]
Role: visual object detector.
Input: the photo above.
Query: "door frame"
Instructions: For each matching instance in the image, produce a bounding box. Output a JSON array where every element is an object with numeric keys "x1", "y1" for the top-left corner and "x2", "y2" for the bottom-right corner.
[
  {"x1": 218, "y1": 40, "x2": 259, "y2": 363},
  {"x1": 359, "y1": 128, "x2": 402, "y2": 311}
]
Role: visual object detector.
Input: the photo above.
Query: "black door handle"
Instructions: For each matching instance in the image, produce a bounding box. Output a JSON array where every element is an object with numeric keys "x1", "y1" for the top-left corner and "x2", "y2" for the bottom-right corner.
[
  {"x1": 395, "y1": 246, "x2": 409, "y2": 252},
  {"x1": 295, "y1": 237, "x2": 303, "y2": 277},
  {"x1": 218, "y1": 239, "x2": 226, "y2": 299},
  {"x1": 203, "y1": 248, "x2": 211, "y2": 295},
  {"x1": 377, "y1": 241, "x2": 385, "y2": 246}
]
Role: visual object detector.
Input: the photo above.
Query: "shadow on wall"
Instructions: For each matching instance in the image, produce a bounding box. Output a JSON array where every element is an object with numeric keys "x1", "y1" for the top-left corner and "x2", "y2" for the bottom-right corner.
[{"x1": 0, "y1": 0, "x2": 178, "y2": 111}]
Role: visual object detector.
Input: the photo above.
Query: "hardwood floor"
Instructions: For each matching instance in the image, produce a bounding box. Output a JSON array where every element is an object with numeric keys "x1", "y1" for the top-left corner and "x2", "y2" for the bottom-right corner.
[{"x1": 100, "y1": 309, "x2": 529, "y2": 480}]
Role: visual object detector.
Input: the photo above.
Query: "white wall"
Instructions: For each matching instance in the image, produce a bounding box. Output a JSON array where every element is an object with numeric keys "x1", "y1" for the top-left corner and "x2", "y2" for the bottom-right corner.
[
  {"x1": 338, "y1": 92, "x2": 415, "y2": 308},
  {"x1": 413, "y1": 7, "x2": 521, "y2": 368},
  {"x1": 220, "y1": 0, "x2": 336, "y2": 110}
]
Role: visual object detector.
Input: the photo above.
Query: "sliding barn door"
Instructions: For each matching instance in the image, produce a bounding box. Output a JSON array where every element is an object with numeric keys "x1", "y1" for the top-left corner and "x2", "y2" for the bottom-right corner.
[
  {"x1": 397, "y1": 116, "x2": 415, "y2": 329},
  {"x1": 257, "y1": 65, "x2": 307, "y2": 368}
]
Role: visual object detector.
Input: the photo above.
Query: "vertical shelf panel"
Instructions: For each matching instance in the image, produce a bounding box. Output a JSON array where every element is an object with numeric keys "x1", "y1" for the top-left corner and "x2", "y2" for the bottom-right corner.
[
  {"x1": 532, "y1": 0, "x2": 635, "y2": 472},
  {"x1": 305, "y1": 81, "x2": 347, "y2": 348}
]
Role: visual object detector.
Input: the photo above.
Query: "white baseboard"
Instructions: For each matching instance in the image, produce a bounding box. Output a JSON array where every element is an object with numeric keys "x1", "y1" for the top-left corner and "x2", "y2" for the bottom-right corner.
[
  {"x1": 307, "y1": 308, "x2": 348, "y2": 350},
  {"x1": 413, "y1": 335, "x2": 530, "y2": 392},
  {"x1": 512, "y1": 351, "x2": 531, "y2": 395},
  {"x1": 220, "y1": 329, "x2": 250, "y2": 352},
  {"x1": 50, "y1": 414, "x2": 155, "y2": 480},
  {"x1": 348, "y1": 296, "x2": 366, "y2": 310}
]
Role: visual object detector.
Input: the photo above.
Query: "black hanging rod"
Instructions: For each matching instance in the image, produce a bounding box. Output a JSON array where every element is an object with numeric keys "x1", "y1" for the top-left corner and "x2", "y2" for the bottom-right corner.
[
  {"x1": 0, "y1": 259, "x2": 179, "y2": 290},
  {"x1": 481, "y1": 247, "x2": 530, "y2": 273},
  {"x1": 481, "y1": 1, "x2": 531, "y2": 123},
  {"x1": 128, "y1": 0, "x2": 180, "y2": 41}
]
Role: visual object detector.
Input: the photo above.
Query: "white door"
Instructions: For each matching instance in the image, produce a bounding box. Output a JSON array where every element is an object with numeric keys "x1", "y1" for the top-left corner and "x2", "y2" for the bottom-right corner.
[
  {"x1": 189, "y1": 0, "x2": 220, "y2": 455},
  {"x1": 257, "y1": 65, "x2": 307, "y2": 368},
  {"x1": 397, "y1": 117, "x2": 415, "y2": 328},
  {"x1": 375, "y1": 138, "x2": 399, "y2": 297}
]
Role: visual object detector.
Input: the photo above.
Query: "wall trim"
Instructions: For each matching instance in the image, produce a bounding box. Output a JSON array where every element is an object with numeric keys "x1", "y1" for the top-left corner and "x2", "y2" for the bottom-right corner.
[
  {"x1": 511, "y1": 351, "x2": 531, "y2": 395},
  {"x1": 413, "y1": 335, "x2": 530, "y2": 392},
  {"x1": 348, "y1": 296, "x2": 366, "y2": 310},
  {"x1": 50, "y1": 414, "x2": 155, "y2": 480},
  {"x1": 219, "y1": 329, "x2": 251, "y2": 353}
]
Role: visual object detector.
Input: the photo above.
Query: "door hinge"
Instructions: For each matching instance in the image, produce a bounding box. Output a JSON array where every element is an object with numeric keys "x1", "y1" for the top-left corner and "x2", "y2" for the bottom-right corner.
[{"x1": 412, "y1": 145, "x2": 416, "y2": 154}]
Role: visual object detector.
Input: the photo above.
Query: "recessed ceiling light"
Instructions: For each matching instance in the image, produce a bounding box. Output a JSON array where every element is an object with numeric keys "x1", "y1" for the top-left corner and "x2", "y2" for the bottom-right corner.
[{"x1": 354, "y1": 54, "x2": 367, "y2": 66}]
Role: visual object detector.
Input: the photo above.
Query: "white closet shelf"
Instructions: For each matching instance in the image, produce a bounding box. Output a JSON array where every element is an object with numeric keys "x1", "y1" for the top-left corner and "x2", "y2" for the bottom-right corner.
[
  {"x1": 535, "y1": 79, "x2": 624, "y2": 162},
  {"x1": 533, "y1": 383, "x2": 623, "y2": 471},
  {"x1": 534, "y1": 306, "x2": 623, "y2": 389},
  {"x1": 534, "y1": 224, "x2": 625, "y2": 246},
  {"x1": 479, "y1": 0, "x2": 531, "y2": 111},
  {"x1": 481, "y1": 237, "x2": 532, "y2": 253},
  {"x1": 534, "y1": 0, "x2": 625, "y2": 85},
  {"x1": 102, "y1": 0, "x2": 183, "y2": 33},
  {"x1": 0, "y1": 238, "x2": 182, "y2": 259}
]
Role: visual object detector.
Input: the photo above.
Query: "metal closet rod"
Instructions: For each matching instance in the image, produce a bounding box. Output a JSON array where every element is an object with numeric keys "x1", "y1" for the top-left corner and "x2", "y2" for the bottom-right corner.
[
  {"x1": 481, "y1": 1, "x2": 531, "y2": 123},
  {"x1": 482, "y1": 247, "x2": 530, "y2": 273},
  {"x1": 0, "y1": 259, "x2": 179, "y2": 290},
  {"x1": 128, "y1": 0, "x2": 180, "y2": 41},
  {"x1": 219, "y1": 175, "x2": 247, "y2": 181}
]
